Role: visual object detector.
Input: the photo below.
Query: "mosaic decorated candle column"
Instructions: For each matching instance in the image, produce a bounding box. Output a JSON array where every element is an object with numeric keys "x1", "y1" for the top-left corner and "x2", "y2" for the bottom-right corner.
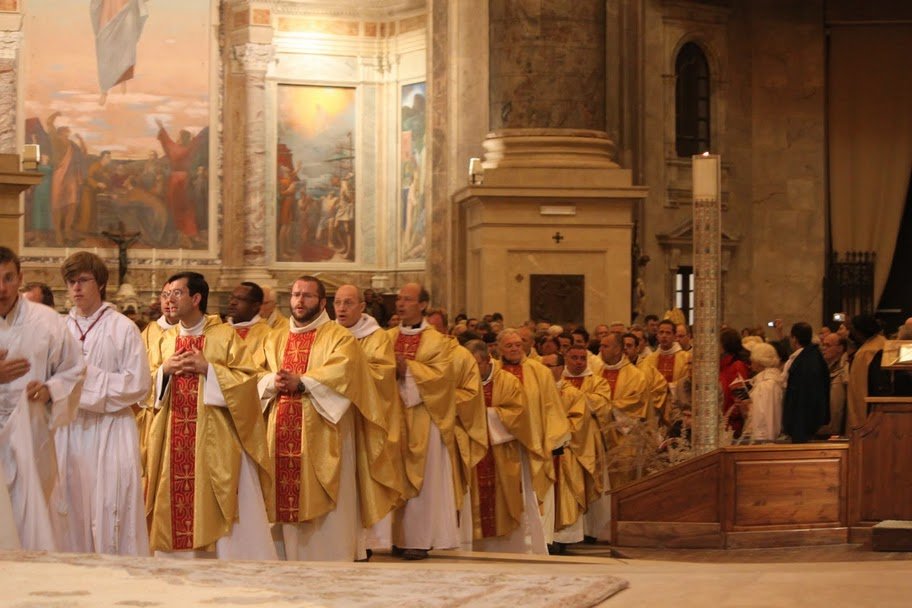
[{"x1": 691, "y1": 153, "x2": 721, "y2": 454}]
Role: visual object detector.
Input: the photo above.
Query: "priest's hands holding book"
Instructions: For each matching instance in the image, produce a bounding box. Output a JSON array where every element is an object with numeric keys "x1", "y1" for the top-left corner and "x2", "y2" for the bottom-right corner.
[
  {"x1": 0, "y1": 348, "x2": 30, "y2": 384},
  {"x1": 162, "y1": 346, "x2": 209, "y2": 377}
]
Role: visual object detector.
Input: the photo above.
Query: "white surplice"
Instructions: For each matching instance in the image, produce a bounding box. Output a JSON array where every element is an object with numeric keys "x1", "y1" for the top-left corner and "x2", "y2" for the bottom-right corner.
[
  {"x1": 56, "y1": 302, "x2": 150, "y2": 555},
  {"x1": 258, "y1": 311, "x2": 363, "y2": 561},
  {"x1": 391, "y1": 321, "x2": 460, "y2": 552},
  {"x1": 154, "y1": 315, "x2": 276, "y2": 561},
  {"x1": 0, "y1": 297, "x2": 85, "y2": 551}
]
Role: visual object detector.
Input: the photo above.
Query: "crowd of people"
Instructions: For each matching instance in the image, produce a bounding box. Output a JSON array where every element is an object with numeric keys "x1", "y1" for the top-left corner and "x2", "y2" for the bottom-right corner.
[{"x1": 1, "y1": 244, "x2": 908, "y2": 561}]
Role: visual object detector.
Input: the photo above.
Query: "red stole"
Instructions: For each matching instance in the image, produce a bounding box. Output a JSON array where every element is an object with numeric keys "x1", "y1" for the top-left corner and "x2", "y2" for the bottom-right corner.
[
  {"x1": 657, "y1": 353, "x2": 675, "y2": 383},
  {"x1": 501, "y1": 362, "x2": 524, "y2": 384},
  {"x1": 565, "y1": 376, "x2": 584, "y2": 390},
  {"x1": 169, "y1": 334, "x2": 205, "y2": 550},
  {"x1": 475, "y1": 381, "x2": 498, "y2": 538},
  {"x1": 275, "y1": 330, "x2": 317, "y2": 523},
  {"x1": 394, "y1": 332, "x2": 422, "y2": 361},
  {"x1": 601, "y1": 368, "x2": 620, "y2": 394},
  {"x1": 234, "y1": 326, "x2": 251, "y2": 339}
]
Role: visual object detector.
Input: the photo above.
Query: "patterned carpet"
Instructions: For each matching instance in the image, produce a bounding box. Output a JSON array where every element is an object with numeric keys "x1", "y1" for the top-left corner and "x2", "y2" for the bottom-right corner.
[{"x1": 0, "y1": 550, "x2": 628, "y2": 608}]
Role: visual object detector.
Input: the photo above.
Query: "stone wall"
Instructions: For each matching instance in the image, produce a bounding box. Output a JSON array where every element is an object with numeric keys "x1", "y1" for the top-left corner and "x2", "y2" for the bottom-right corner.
[{"x1": 638, "y1": 0, "x2": 827, "y2": 330}]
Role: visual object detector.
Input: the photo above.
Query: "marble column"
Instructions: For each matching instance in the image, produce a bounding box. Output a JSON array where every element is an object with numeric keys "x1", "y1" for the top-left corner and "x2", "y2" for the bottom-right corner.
[
  {"x1": 220, "y1": 41, "x2": 274, "y2": 288},
  {"x1": 489, "y1": 0, "x2": 605, "y2": 131},
  {"x1": 0, "y1": 30, "x2": 22, "y2": 154}
]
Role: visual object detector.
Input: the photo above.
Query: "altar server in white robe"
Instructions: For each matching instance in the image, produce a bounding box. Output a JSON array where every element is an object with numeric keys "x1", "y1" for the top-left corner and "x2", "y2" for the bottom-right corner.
[
  {"x1": 57, "y1": 252, "x2": 151, "y2": 555},
  {"x1": 0, "y1": 246, "x2": 85, "y2": 551}
]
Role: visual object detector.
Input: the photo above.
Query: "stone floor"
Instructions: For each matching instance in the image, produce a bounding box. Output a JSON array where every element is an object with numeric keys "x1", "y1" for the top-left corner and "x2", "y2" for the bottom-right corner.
[
  {"x1": 383, "y1": 543, "x2": 912, "y2": 607},
  {"x1": 3, "y1": 543, "x2": 911, "y2": 607}
]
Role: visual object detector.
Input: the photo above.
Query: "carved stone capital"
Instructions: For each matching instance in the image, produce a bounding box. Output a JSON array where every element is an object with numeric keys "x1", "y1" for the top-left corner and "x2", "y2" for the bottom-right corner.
[
  {"x1": 0, "y1": 31, "x2": 22, "y2": 61},
  {"x1": 232, "y1": 43, "x2": 274, "y2": 74}
]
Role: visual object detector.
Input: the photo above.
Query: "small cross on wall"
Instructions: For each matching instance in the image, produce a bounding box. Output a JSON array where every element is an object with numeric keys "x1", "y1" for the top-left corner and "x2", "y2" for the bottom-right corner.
[{"x1": 552, "y1": 231, "x2": 564, "y2": 244}]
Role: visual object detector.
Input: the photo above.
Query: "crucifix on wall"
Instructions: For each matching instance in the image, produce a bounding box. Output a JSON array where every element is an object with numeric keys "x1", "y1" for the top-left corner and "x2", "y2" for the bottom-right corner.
[
  {"x1": 552, "y1": 231, "x2": 564, "y2": 244},
  {"x1": 102, "y1": 221, "x2": 141, "y2": 285}
]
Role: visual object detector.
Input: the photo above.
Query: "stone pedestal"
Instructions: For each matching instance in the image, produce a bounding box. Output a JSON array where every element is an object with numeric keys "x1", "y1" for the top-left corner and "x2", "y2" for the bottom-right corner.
[
  {"x1": 0, "y1": 154, "x2": 43, "y2": 253},
  {"x1": 453, "y1": 129, "x2": 647, "y2": 327}
]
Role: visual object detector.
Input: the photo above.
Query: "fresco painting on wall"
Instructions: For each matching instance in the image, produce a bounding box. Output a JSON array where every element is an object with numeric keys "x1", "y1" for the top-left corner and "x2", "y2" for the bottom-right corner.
[
  {"x1": 400, "y1": 81, "x2": 426, "y2": 263},
  {"x1": 276, "y1": 84, "x2": 356, "y2": 263},
  {"x1": 23, "y1": 0, "x2": 211, "y2": 250}
]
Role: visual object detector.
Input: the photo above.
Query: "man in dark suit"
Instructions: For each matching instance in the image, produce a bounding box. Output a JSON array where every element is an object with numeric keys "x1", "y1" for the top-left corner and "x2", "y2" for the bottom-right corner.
[{"x1": 782, "y1": 322, "x2": 830, "y2": 443}]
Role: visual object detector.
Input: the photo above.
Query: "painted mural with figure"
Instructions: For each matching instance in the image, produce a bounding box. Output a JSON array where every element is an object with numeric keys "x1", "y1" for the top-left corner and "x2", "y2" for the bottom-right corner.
[
  {"x1": 276, "y1": 84, "x2": 356, "y2": 263},
  {"x1": 22, "y1": 0, "x2": 212, "y2": 251}
]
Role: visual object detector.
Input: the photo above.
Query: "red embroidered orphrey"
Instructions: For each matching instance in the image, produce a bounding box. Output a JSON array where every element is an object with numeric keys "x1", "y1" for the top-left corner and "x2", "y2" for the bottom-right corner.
[
  {"x1": 601, "y1": 368, "x2": 620, "y2": 394},
  {"x1": 394, "y1": 332, "x2": 422, "y2": 361},
  {"x1": 73, "y1": 306, "x2": 109, "y2": 342},
  {"x1": 657, "y1": 353, "x2": 676, "y2": 383},
  {"x1": 566, "y1": 376, "x2": 584, "y2": 390},
  {"x1": 169, "y1": 334, "x2": 205, "y2": 550},
  {"x1": 234, "y1": 326, "x2": 251, "y2": 339},
  {"x1": 476, "y1": 380, "x2": 498, "y2": 538},
  {"x1": 501, "y1": 362, "x2": 524, "y2": 384},
  {"x1": 275, "y1": 330, "x2": 317, "y2": 523}
]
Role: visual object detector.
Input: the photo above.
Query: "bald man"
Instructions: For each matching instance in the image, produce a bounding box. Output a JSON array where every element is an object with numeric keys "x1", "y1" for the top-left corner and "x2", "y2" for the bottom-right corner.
[
  {"x1": 260, "y1": 285, "x2": 287, "y2": 330},
  {"x1": 334, "y1": 284, "x2": 407, "y2": 553},
  {"x1": 388, "y1": 283, "x2": 460, "y2": 559}
]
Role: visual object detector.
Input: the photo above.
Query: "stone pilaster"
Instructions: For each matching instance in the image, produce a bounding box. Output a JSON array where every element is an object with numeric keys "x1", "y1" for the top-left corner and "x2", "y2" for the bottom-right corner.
[
  {"x1": 0, "y1": 30, "x2": 22, "y2": 154},
  {"x1": 232, "y1": 42, "x2": 273, "y2": 267},
  {"x1": 219, "y1": 40, "x2": 274, "y2": 289}
]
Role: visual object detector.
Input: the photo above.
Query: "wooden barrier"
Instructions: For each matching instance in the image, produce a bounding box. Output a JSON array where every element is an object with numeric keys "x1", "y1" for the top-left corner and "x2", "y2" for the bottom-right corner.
[
  {"x1": 611, "y1": 443, "x2": 849, "y2": 549},
  {"x1": 848, "y1": 397, "x2": 912, "y2": 544}
]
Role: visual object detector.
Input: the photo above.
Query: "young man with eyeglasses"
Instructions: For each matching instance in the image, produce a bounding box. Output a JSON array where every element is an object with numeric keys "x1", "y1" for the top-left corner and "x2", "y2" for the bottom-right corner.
[
  {"x1": 145, "y1": 271, "x2": 275, "y2": 559},
  {"x1": 56, "y1": 251, "x2": 151, "y2": 555},
  {"x1": 0, "y1": 246, "x2": 85, "y2": 551}
]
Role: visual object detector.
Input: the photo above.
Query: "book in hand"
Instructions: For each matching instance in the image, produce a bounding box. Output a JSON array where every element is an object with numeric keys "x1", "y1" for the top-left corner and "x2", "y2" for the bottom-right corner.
[{"x1": 729, "y1": 374, "x2": 753, "y2": 401}]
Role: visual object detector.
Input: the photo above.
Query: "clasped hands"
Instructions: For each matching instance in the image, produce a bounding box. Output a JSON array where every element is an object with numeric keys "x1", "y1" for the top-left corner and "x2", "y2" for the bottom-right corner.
[
  {"x1": 162, "y1": 346, "x2": 209, "y2": 377},
  {"x1": 275, "y1": 369, "x2": 303, "y2": 394}
]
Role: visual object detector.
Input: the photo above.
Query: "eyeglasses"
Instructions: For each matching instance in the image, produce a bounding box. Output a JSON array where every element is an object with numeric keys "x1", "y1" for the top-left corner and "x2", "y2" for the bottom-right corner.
[
  {"x1": 66, "y1": 276, "x2": 96, "y2": 287},
  {"x1": 169, "y1": 288, "x2": 188, "y2": 299}
]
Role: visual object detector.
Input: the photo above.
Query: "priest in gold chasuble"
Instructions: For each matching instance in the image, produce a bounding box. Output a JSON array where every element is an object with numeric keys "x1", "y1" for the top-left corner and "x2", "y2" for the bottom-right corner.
[
  {"x1": 463, "y1": 340, "x2": 547, "y2": 555},
  {"x1": 546, "y1": 354, "x2": 605, "y2": 548},
  {"x1": 388, "y1": 283, "x2": 459, "y2": 560},
  {"x1": 257, "y1": 277, "x2": 393, "y2": 562},
  {"x1": 333, "y1": 284, "x2": 408, "y2": 554},
  {"x1": 145, "y1": 272, "x2": 275, "y2": 559},
  {"x1": 496, "y1": 328, "x2": 571, "y2": 546}
]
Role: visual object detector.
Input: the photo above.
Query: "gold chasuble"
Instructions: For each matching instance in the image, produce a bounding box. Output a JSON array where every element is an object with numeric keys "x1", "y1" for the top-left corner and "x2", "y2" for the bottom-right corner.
[
  {"x1": 553, "y1": 381, "x2": 600, "y2": 530},
  {"x1": 497, "y1": 358, "x2": 569, "y2": 503},
  {"x1": 146, "y1": 317, "x2": 272, "y2": 552},
  {"x1": 349, "y1": 320, "x2": 409, "y2": 524},
  {"x1": 138, "y1": 317, "x2": 173, "y2": 486},
  {"x1": 387, "y1": 325, "x2": 460, "y2": 507},
  {"x1": 471, "y1": 368, "x2": 529, "y2": 539},
  {"x1": 259, "y1": 318, "x2": 395, "y2": 526},
  {"x1": 447, "y1": 338, "x2": 489, "y2": 503},
  {"x1": 601, "y1": 357, "x2": 649, "y2": 486},
  {"x1": 232, "y1": 319, "x2": 272, "y2": 353}
]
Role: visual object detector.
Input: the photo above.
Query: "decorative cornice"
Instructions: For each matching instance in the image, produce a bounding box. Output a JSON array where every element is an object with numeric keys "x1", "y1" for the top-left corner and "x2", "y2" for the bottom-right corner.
[{"x1": 266, "y1": 0, "x2": 425, "y2": 19}]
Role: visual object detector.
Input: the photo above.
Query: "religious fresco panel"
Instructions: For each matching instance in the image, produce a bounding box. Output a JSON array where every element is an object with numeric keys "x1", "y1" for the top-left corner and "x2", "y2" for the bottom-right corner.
[
  {"x1": 275, "y1": 84, "x2": 356, "y2": 263},
  {"x1": 22, "y1": 0, "x2": 212, "y2": 251},
  {"x1": 400, "y1": 81, "x2": 426, "y2": 263}
]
